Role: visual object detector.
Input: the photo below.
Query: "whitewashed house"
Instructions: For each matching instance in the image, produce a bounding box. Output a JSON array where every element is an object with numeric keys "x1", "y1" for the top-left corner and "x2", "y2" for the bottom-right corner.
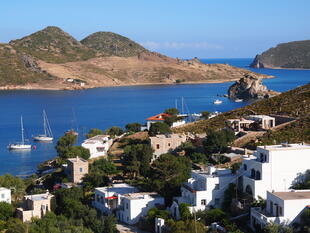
[
  {"x1": 240, "y1": 143, "x2": 310, "y2": 199},
  {"x1": 93, "y1": 183, "x2": 138, "y2": 214},
  {"x1": 172, "y1": 166, "x2": 236, "y2": 214},
  {"x1": 250, "y1": 190, "x2": 310, "y2": 231},
  {"x1": 81, "y1": 135, "x2": 113, "y2": 159},
  {"x1": 0, "y1": 187, "x2": 11, "y2": 203},
  {"x1": 146, "y1": 113, "x2": 185, "y2": 130},
  {"x1": 118, "y1": 192, "x2": 165, "y2": 225}
]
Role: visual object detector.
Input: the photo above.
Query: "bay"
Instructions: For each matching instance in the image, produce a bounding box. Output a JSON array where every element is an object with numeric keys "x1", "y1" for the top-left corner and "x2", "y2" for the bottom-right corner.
[{"x1": 0, "y1": 58, "x2": 309, "y2": 176}]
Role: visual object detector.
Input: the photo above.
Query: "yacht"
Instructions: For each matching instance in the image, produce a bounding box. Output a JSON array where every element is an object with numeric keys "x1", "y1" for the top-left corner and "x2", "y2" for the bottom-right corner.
[
  {"x1": 8, "y1": 116, "x2": 32, "y2": 150},
  {"x1": 33, "y1": 110, "x2": 53, "y2": 142},
  {"x1": 234, "y1": 98, "x2": 243, "y2": 102},
  {"x1": 214, "y1": 99, "x2": 223, "y2": 105}
]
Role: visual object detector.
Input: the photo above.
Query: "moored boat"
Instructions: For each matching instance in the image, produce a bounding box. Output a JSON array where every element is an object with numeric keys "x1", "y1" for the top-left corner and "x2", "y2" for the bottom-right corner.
[
  {"x1": 8, "y1": 116, "x2": 32, "y2": 150},
  {"x1": 33, "y1": 110, "x2": 53, "y2": 142},
  {"x1": 214, "y1": 99, "x2": 223, "y2": 105}
]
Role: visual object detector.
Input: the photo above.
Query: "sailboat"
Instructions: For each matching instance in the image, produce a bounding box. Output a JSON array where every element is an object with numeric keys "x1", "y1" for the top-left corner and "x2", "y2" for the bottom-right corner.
[
  {"x1": 65, "y1": 108, "x2": 79, "y2": 136},
  {"x1": 33, "y1": 110, "x2": 53, "y2": 142},
  {"x1": 8, "y1": 116, "x2": 32, "y2": 150}
]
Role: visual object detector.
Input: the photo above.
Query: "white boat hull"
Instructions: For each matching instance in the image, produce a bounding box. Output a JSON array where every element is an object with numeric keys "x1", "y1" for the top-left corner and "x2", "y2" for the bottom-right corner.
[
  {"x1": 33, "y1": 135, "x2": 53, "y2": 141},
  {"x1": 8, "y1": 144, "x2": 31, "y2": 150}
]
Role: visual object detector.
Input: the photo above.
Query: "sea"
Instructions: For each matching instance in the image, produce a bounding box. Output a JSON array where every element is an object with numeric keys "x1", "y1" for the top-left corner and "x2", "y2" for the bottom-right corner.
[{"x1": 0, "y1": 58, "x2": 309, "y2": 176}]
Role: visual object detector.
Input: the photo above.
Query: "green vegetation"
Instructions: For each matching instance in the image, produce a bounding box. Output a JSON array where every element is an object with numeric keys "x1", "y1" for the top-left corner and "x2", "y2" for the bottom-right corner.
[
  {"x1": 125, "y1": 122, "x2": 142, "y2": 133},
  {"x1": 55, "y1": 133, "x2": 90, "y2": 161},
  {"x1": 86, "y1": 128, "x2": 103, "y2": 138},
  {"x1": 105, "y1": 126, "x2": 123, "y2": 137},
  {"x1": 149, "y1": 122, "x2": 171, "y2": 136},
  {"x1": 164, "y1": 108, "x2": 179, "y2": 116},
  {"x1": 10, "y1": 26, "x2": 96, "y2": 63},
  {"x1": 81, "y1": 31, "x2": 146, "y2": 57},
  {"x1": 291, "y1": 170, "x2": 310, "y2": 189},
  {"x1": 203, "y1": 129, "x2": 235, "y2": 154},
  {"x1": 201, "y1": 111, "x2": 210, "y2": 119},
  {"x1": 251, "y1": 40, "x2": 310, "y2": 69}
]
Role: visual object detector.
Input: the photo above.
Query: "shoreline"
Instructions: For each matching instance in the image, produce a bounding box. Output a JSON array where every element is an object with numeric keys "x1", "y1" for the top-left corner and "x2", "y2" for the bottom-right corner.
[{"x1": 0, "y1": 75, "x2": 274, "y2": 91}]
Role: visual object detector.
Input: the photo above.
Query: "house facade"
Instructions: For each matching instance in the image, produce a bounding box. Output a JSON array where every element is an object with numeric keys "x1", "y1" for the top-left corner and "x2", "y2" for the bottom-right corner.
[
  {"x1": 93, "y1": 183, "x2": 138, "y2": 214},
  {"x1": 81, "y1": 135, "x2": 113, "y2": 159},
  {"x1": 0, "y1": 187, "x2": 11, "y2": 203},
  {"x1": 173, "y1": 167, "x2": 236, "y2": 213},
  {"x1": 226, "y1": 115, "x2": 275, "y2": 133},
  {"x1": 150, "y1": 134, "x2": 187, "y2": 159},
  {"x1": 240, "y1": 143, "x2": 310, "y2": 199},
  {"x1": 250, "y1": 190, "x2": 310, "y2": 231},
  {"x1": 16, "y1": 192, "x2": 54, "y2": 222},
  {"x1": 118, "y1": 192, "x2": 165, "y2": 225},
  {"x1": 66, "y1": 157, "x2": 89, "y2": 184}
]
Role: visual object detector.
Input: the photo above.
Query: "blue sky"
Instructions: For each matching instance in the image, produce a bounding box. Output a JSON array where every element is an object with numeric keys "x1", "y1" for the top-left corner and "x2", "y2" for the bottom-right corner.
[{"x1": 1, "y1": 0, "x2": 309, "y2": 58}]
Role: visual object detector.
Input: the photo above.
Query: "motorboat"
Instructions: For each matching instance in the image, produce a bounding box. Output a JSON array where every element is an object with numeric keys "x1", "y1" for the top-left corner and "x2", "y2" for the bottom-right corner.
[
  {"x1": 234, "y1": 98, "x2": 243, "y2": 102},
  {"x1": 214, "y1": 99, "x2": 223, "y2": 105}
]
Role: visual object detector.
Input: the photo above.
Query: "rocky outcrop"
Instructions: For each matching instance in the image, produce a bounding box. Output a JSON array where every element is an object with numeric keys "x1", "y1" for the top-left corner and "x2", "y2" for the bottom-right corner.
[{"x1": 228, "y1": 74, "x2": 277, "y2": 100}]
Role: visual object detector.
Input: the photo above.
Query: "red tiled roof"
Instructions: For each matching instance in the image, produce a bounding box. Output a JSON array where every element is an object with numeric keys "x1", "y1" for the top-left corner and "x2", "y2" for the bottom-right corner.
[
  {"x1": 106, "y1": 196, "x2": 118, "y2": 200},
  {"x1": 147, "y1": 113, "x2": 172, "y2": 121}
]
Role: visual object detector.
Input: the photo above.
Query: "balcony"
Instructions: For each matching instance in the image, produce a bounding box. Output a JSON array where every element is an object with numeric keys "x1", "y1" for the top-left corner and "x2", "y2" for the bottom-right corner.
[{"x1": 251, "y1": 207, "x2": 284, "y2": 225}]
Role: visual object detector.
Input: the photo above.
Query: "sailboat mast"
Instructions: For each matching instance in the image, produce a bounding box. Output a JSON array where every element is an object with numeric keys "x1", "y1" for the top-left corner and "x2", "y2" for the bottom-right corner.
[
  {"x1": 21, "y1": 116, "x2": 25, "y2": 145},
  {"x1": 43, "y1": 110, "x2": 47, "y2": 136},
  {"x1": 175, "y1": 99, "x2": 178, "y2": 110},
  {"x1": 181, "y1": 97, "x2": 184, "y2": 114}
]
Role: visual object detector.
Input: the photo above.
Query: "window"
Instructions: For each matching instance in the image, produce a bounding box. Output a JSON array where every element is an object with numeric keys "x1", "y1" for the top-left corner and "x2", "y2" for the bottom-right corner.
[
  {"x1": 156, "y1": 144, "x2": 160, "y2": 149},
  {"x1": 126, "y1": 203, "x2": 129, "y2": 209},
  {"x1": 279, "y1": 206, "x2": 283, "y2": 216},
  {"x1": 80, "y1": 167, "x2": 83, "y2": 172},
  {"x1": 251, "y1": 169, "x2": 255, "y2": 179},
  {"x1": 243, "y1": 164, "x2": 247, "y2": 171},
  {"x1": 270, "y1": 201, "x2": 273, "y2": 214},
  {"x1": 215, "y1": 198, "x2": 220, "y2": 205},
  {"x1": 201, "y1": 199, "x2": 206, "y2": 205},
  {"x1": 255, "y1": 171, "x2": 261, "y2": 180},
  {"x1": 1, "y1": 194, "x2": 4, "y2": 199},
  {"x1": 168, "y1": 143, "x2": 171, "y2": 147}
]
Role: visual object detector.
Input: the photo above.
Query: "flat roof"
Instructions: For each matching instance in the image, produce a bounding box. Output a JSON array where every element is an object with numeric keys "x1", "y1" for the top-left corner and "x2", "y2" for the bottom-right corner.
[
  {"x1": 67, "y1": 157, "x2": 88, "y2": 163},
  {"x1": 271, "y1": 191, "x2": 310, "y2": 200},
  {"x1": 95, "y1": 183, "x2": 138, "y2": 195},
  {"x1": 122, "y1": 192, "x2": 161, "y2": 200},
  {"x1": 0, "y1": 187, "x2": 10, "y2": 191},
  {"x1": 24, "y1": 193, "x2": 53, "y2": 201},
  {"x1": 258, "y1": 143, "x2": 310, "y2": 151}
]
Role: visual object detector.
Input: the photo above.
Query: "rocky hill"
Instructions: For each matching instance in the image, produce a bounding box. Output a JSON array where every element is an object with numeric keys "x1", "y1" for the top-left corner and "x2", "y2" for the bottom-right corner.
[
  {"x1": 228, "y1": 74, "x2": 278, "y2": 100},
  {"x1": 250, "y1": 40, "x2": 310, "y2": 69},
  {"x1": 174, "y1": 83, "x2": 310, "y2": 145},
  {"x1": 81, "y1": 31, "x2": 146, "y2": 57},
  {"x1": 1, "y1": 26, "x2": 271, "y2": 90}
]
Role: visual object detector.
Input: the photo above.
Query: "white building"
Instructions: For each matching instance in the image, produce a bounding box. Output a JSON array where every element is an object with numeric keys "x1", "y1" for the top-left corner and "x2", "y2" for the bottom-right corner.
[
  {"x1": 118, "y1": 192, "x2": 165, "y2": 225},
  {"x1": 0, "y1": 187, "x2": 11, "y2": 203},
  {"x1": 93, "y1": 183, "x2": 138, "y2": 214},
  {"x1": 250, "y1": 190, "x2": 310, "y2": 231},
  {"x1": 246, "y1": 115, "x2": 275, "y2": 129},
  {"x1": 173, "y1": 166, "x2": 236, "y2": 213},
  {"x1": 146, "y1": 113, "x2": 185, "y2": 130},
  {"x1": 81, "y1": 135, "x2": 113, "y2": 159},
  {"x1": 240, "y1": 143, "x2": 310, "y2": 199}
]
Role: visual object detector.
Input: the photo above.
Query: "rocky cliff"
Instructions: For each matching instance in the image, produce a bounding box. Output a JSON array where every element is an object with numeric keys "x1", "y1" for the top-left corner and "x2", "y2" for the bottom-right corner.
[
  {"x1": 250, "y1": 40, "x2": 310, "y2": 69},
  {"x1": 228, "y1": 74, "x2": 277, "y2": 100}
]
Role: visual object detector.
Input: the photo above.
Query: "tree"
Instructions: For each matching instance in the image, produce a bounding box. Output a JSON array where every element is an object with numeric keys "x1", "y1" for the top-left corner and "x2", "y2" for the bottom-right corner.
[
  {"x1": 125, "y1": 122, "x2": 142, "y2": 133},
  {"x1": 82, "y1": 173, "x2": 110, "y2": 191},
  {"x1": 6, "y1": 218, "x2": 26, "y2": 233},
  {"x1": 203, "y1": 129, "x2": 235, "y2": 154},
  {"x1": 0, "y1": 202, "x2": 14, "y2": 221},
  {"x1": 86, "y1": 128, "x2": 103, "y2": 138},
  {"x1": 55, "y1": 134, "x2": 77, "y2": 159},
  {"x1": 105, "y1": 126, "x2": 123, "y2": 137},
  {"x1": 147, "y1": 207, "x2": 170, "y2": 227},
  {"x1": 165, "y1": 219, "x2": 206, "y2": 233},
  {"x1": 0, "y1": 174, "x2": 26, "y2": 201},
  {"x1": 123, "y1": 144, "x2": 153, "y2": 177},
  {"x1": 66, "y1": 146, "x2": 90, "y2": 160},
  {"x1": 201, "y1": 111, "x2": 210, "y2": 119},
  {"x1": 90, "y1": 158, "x2": 118, "y2": 175},
  {"x1": 222, "y1": 183, "x2": 236, "y2": 210},
  {"x1": 204, "y1": 208, "x2": 226, "y2": 225},
  {"x1": 149, "y1": 154, "x2": 191, "y2": 204},
  {"x1": 179, "y1": 203, "x2": 192, "y2": 221},
  {"x1": 264, "y1": 222, "x2": 293, "y2": 233},
  {"x1": 189, "y1": 152, "x2": 208, "y2": 164},
  {"x1": 164, "y1": 108, "x2": 179, "y2": 116},
  {"x1": 231, "y1": 162, "x2": 241, "y2": 174},
  {"x1": 149, "y1": 122, "x2": 171, "y2": 136},
  {"x1": 300, "y1": 208, "x2": 310, "y2": 231}
]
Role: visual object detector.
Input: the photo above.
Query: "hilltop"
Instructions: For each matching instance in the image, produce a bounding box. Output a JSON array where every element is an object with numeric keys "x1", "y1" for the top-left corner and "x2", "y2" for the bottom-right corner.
[
  {"x1": 81, "y1": 31, "x2": 146, "y2": 57},
  {"x1": 174, "y1": 83, "x2": 310, "y2": 145},
  {"x1": 1, "y1": 26, "x2": 271, "y2": 90},
  {"x1": 250, "y1": 40, "x2": 310, "y2": 69}
]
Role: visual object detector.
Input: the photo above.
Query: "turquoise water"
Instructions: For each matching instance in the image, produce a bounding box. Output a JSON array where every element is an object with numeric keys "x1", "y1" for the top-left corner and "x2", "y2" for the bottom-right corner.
[{"x1": 0, "y1": 58, "x2": 309, "y2": 176}]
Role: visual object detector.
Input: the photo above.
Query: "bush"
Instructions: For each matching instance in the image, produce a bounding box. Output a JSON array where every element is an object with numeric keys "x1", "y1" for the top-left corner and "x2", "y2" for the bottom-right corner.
[
  {"x1": 149, "y1": 122, "x2": 171, "y2": 136},
  {"x1": 125, "y1": 123, "x2": 142, "y2": 133},
  {"x1": 86, "y1": 128, "x2": 103, "y2": 138}
]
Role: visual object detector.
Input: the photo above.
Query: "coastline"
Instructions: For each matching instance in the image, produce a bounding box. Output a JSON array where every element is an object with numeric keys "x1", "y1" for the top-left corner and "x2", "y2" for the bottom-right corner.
[{"x1": 0, "y1": 75, "x2": 275, "y2": 91}]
